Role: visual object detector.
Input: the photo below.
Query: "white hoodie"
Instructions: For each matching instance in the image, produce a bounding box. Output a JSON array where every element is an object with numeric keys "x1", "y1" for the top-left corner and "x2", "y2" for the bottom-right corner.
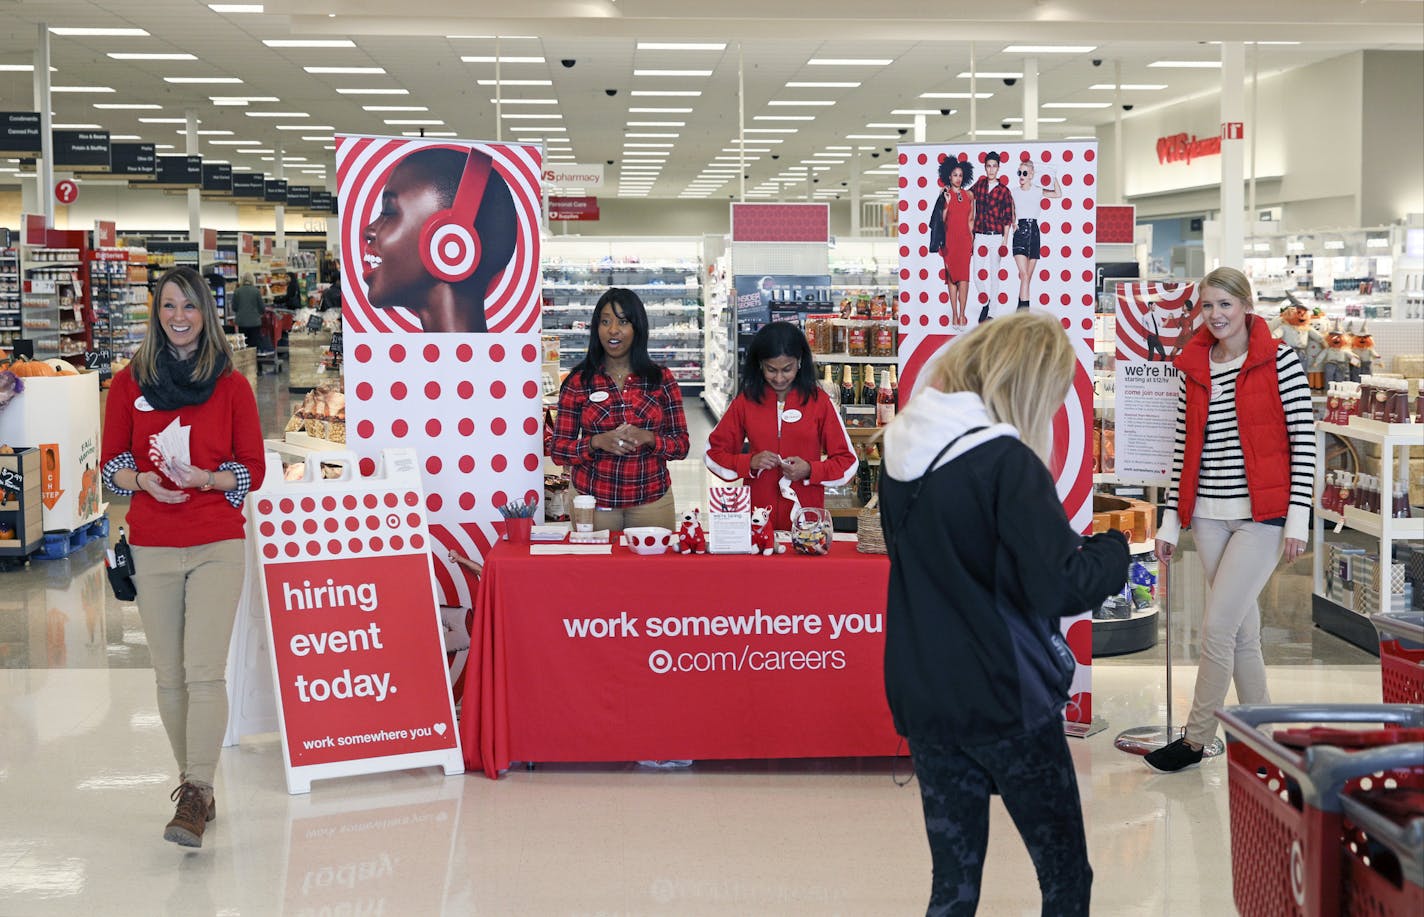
[{"x1": 882, "y1": 388, "x2": 1020, "y2": 482}]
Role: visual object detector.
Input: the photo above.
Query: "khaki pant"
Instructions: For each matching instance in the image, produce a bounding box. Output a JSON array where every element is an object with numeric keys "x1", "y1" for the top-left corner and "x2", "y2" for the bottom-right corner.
[
  {"x1": 1184, "y1": 518, "x2": 1282, "y2": 746},
  {"x1": 131, "y1": 539, "x2": 247, "y2": 787},
  {"x1": 589, "y1": 489, "x2": 676, "y2": 532}
]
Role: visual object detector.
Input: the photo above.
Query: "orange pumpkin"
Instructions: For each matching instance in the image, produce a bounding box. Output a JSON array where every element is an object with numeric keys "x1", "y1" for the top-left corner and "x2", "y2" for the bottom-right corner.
[{"x1": 5, "y1": 356, "x2": 57, "y2": 378}]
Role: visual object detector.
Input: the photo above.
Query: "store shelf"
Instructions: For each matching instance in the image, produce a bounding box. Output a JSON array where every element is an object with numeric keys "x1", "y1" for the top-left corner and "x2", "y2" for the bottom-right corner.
[
  {"x1": 1319, "y1": 506, "x2": 1424, "y2": 540},
  {"x1": 1318, "y1": 418, "x2": 1422, "y2": 446}
]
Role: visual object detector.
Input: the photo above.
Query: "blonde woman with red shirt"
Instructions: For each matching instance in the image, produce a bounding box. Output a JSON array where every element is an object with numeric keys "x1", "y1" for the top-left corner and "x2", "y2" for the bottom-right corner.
[{"x1": 101, "y1": 267, "x2": 265, "y2": 846}]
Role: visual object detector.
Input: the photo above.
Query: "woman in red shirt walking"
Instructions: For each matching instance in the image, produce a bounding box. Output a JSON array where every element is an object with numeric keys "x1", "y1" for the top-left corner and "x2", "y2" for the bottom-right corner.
[
  {"x1": 549, "y1": 288, "x2": 690, "y2": 530},
  {"x1": 101, "y1": 267, "x2": 265, "y2": 847},
  {"x1": 706, "y1": 322, "x2": 857, "y2": 530}
]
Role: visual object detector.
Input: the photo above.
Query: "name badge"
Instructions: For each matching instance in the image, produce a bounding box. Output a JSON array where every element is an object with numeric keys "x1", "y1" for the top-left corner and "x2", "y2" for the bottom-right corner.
[
  {"x1": 134, "y1": 395, "x2": 155, "y2": 412},
  {"x1": 589, "y1": 390, "x2": 610, "y2": 403},
  {"x1": 780, "y1": 409, "x2": 802, "y2": 423}
]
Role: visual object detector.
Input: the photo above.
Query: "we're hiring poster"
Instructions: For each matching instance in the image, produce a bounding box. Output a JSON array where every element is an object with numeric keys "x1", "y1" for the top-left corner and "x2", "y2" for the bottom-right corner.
[
  {"x1": 897, "y1": 141, "x2": 1099, "y2": 723},
  {"x1": 338, "y1": 136, "x2": 543, "y2": 608},
  {"x1": 1113, "y1": 281, "x2": 1199, "y2": 484}
]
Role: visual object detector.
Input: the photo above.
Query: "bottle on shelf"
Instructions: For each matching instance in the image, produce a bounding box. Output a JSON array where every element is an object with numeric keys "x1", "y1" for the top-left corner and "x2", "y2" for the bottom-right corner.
[
  {"x1": 821, "y1": 364, "x2": 839, "y2": 406},
  {"x1": 855, "y1": 443, "x2": 872, "y2": 505},
  {"x1": 859, "y1": 366, "x2": 876, "y2": 407},
  {"x1": 876, "y1": 370, "x2": 896, "y2": 427},
  {"x1": 1392, "y1": 479, "x2": 1412, "y2": 519},
  {"x1": 866, "y1": 443, "x2": 882, "y2": 496},
  {"x1": 840, "y1": 365, "x2": 855, "y2": 408},
  {"x1": 889, "y1": 364, "x2": 899, "y2": 408}
]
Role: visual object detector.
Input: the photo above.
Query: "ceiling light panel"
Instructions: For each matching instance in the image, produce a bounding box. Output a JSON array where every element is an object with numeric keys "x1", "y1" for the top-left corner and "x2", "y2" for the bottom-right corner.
[
  {"x1": 461, "y1": 56, "x2": 546, "y2": 63},
  {"x1": 476, "y1": 79, "x2": 551, "y2": 86},
  {"x1": 637, "y1": 42, "x2": 726, "y2": 50},
  {"x1": 806, "y1": 58, "x2": 891, "y2": 66},
  {"x1": 633, "y1": 70, "x2": 712, "y2": 77},
  {"x1": 304, "y1": 67, "x2": 386, "y2": 74},
  {"x1": 1149, "y1": 60, "x2": 1222, "y2": 68},
  {"x1": 244, "y1": 111, "x2": 310, "y2": 117},
  {"x1": 363, "y1": 105, "x2": 429, "y2": 112},
  {"x1": 336, "y1": 88, "x2": 409, "y2": 95},
  {"x1": 1002, "y1": 45, "x2": 1096, "y2": 53},
  {"x1": 108, "y1": 53, "x2": 197, "y2": 61},
  {"x1": 93, "y1": 103, "x2": 163, "y2": 110},
  {"x1": 51, "y1": 27, "x2": 149, "y2": 36},
  {"x1": 263, "y1": 40, "x2": 356, "y2": 48},
  {"x1": 164, "y1": 77, "x2": 243, "y2": 84},
  {"x1": 630, "y1": 90, "x2": 702, "y2": 97}
]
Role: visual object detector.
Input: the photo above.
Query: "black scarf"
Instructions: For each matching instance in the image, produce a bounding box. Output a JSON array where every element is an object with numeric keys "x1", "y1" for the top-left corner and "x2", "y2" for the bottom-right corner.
[{"x1": 140, "y1": 346, "x2": 228, "y2": 411}]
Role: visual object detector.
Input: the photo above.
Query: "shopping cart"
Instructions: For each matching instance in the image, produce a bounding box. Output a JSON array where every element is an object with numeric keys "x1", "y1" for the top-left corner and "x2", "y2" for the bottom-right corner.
[
  {"x1": 1216, "y1": 704, "x2": 1424, "y2": 917},
  {"x1": 1373, "y1": 612, "x2": 1424, "y2": 704}
]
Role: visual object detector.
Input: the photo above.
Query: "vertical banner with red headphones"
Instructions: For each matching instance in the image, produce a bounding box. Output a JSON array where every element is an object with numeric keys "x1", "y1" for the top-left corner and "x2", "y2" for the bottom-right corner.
[{"x1": 337, "y1": 135, "x2": 543, "y2": 611}]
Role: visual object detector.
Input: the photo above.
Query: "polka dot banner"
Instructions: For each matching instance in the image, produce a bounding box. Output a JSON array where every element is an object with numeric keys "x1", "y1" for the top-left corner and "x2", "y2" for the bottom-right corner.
[
  {"x1": 898, "y1": 141, "x2": 1099, "y2": 725},
  {"x1": 345, "y1": 329, "x2": 542, "y2": 609},
  {"x1": 252, "y1": 465, "x2": 431, "y2": 565}
]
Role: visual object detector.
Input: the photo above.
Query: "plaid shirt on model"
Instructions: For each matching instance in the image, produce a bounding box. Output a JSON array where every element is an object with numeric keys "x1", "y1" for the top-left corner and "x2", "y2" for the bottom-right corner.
[
  {"x1": 971, "y1": 176, "x2": 1015, "y2": 235},
  {"x1": 550, "y1": 365, "x2": 691, "y2": 508}
]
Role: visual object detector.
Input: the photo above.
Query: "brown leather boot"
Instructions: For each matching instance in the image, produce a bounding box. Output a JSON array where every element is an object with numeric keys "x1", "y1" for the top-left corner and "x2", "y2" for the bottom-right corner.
[{"x1": 164, "y1": 782, "x2": 214, "y2": 847}]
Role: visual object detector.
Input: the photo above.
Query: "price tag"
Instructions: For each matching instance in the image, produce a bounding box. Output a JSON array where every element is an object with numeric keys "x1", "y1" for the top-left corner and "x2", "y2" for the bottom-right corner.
[
  {"x1": 306, "y1": 314, "x2": 323, "y2": 333},
  {"x1": 0, "y1": 464, "x2": 22, "y2": 499},
  {"x1": 329, "y1": 331, "x2": 343, "y2": 354},
  {"x1": 84, "y1": 346, "x2": 114, "y2": 381}
]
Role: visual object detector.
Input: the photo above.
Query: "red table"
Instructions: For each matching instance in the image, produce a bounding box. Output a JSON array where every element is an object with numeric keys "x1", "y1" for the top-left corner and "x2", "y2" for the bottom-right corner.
[{"x1": 460, "y1": 540, "x2": 899, "y2": 777}]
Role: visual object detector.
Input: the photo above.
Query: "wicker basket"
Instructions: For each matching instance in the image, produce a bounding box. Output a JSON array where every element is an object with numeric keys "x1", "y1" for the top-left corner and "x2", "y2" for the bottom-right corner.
[{"x1": 857, "y1": 496, "x2": 886, "y2": 554}]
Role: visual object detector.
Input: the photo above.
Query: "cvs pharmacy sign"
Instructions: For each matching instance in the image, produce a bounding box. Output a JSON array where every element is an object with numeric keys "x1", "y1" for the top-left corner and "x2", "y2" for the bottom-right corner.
[{"x1": 541, "y1": 163, "x2": 604, "y2": 190}]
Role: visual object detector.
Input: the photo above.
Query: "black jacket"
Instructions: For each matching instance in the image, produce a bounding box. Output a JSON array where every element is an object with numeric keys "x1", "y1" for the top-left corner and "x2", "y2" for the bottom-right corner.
[
  {"x1": 927, "y1": 191, "x2": 946, "y2": 255},
  {"x1": 880, "y1": 436, "x2": 1128, "y2": 744}
]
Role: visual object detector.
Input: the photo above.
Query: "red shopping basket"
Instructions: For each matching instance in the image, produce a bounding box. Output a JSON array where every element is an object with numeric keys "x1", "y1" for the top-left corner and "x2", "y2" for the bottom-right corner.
[
  {"x1": 1216, "y1": 704, "x2": 1424, "y2": 917},
  {"x1": 1373, "y1": 612, "x2": 1424, "y2": 704}
]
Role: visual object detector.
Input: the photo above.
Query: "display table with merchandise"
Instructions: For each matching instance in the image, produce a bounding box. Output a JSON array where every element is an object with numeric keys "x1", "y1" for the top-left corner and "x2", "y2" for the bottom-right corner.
[{"x1": 460, "y1": 539, "x2": 898, "y2": 777}]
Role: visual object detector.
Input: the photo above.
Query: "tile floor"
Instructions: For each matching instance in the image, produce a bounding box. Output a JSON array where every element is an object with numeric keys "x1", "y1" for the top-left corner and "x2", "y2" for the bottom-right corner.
[{"x1": 0, "y1": 368, "x2": 1393, "y2": 916}]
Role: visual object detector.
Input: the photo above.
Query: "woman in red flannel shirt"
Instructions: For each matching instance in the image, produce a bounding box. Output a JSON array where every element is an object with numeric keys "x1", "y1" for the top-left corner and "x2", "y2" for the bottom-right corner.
[
  {"x1": 549, "y1": 288, "x2": 690, "y2": 531},
  {"x1": 706, "y1": 321, "x2": 858, "y2": 530},
  {"x1": 100, "y1": 266, "x2": 265, "y2": 849}
]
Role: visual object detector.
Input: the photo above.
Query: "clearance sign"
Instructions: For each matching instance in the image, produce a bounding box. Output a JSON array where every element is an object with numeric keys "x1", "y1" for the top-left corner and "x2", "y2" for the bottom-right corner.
[{"x1": 252, "y1": 448, "x2": 463, "y2": 793}]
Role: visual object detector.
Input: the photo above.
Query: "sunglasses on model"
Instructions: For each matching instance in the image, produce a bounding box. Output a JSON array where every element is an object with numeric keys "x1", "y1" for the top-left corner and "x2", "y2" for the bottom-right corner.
[{"x1": 1017, "y1": 170, "x2": 1029, "y2": 176}]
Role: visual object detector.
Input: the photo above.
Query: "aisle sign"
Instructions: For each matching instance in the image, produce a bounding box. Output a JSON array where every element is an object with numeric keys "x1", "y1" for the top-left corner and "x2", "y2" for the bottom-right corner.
[
  {"x1": 232, "y1": 171, "x2": 266, "y2": 198},
  {"x1": 285, "y1": 185, "x2": 313, "y2": 210},
  {"x1": 240, "y1": 232, "x2": 255, "y2": 256},
  {"x1": 154, "y1": 154, "x2": 202, "y2": 188},
  {"x1": 202, "y1": 162, "x2": 233, "y2": 194},
  {"x1": 202, "y1": 228, "x2": 218, "y2": 252},
  {"x1": 53, "y1": 130, "x2": 110, "y2": 172},
  {"x1": 109, "y1": 142, "x2": 156, "y2": 180},
  {"x1": 312, "y1": 190, "x2": 335, "y2": 213},
  {"x1": 0, "y1": 111, "x2": 41, "y2": 157},
  {"x1": 1112, "y1": 281, "x2": 1199, "y2": 484},
  {"x1": 251, "y1": 449, "x2": 463, "y2": 793},
  {"x1": 549, "y1": 195, "x2": 599, "y2": 222},
  {"x1": 54, "y1": 180, "x2": 79, "y2": 205},
  {"x1": 23, "y1": 213, "x2": 46, "y2": 246},
  {"x1": 264, "y1": 179, "x2": 288, "y2": 203},
  {"x1": 93, "y1": 220, "x2": 116, "y2": 247}
]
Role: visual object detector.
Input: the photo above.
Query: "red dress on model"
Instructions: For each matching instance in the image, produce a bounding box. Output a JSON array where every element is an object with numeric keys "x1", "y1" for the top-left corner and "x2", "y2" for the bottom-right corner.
[{"x1": 940, "y1": 190, "x2": 973, "y2": 283}]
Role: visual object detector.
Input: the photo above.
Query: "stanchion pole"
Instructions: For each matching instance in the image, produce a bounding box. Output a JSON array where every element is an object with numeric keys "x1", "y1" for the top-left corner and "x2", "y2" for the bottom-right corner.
[{"x1": 1115, "y1": 546, "x2": 1225, "y2": 759}]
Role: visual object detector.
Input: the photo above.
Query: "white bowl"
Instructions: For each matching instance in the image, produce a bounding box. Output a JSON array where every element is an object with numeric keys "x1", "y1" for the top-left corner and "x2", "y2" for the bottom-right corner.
[{"x1": 625, "y1": 526, "x2": 672, "y2": 555}]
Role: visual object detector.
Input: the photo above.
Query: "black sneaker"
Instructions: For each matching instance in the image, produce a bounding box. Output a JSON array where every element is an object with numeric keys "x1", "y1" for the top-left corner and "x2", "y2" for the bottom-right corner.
[{"x1": 1144, "y1": 737, "x2": 1205, "y2": 773}]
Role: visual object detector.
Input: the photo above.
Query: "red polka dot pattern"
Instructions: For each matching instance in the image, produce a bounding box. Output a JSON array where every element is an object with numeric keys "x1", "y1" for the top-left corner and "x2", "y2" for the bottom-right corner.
[{"x1": 252, "y1": 488, "x2": 432, "y2": 561}]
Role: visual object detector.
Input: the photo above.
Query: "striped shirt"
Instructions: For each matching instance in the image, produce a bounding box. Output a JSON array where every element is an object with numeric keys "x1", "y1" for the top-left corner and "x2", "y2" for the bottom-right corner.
[{"x1": 1164, "y1": 343, "x2": 1316, "y2": 540}]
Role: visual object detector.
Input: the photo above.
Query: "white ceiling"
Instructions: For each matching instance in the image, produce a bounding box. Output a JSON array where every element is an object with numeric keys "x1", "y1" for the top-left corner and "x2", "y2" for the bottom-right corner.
[{"x1": 0, "y1": 0, "x2": 1420, "y2": 200}]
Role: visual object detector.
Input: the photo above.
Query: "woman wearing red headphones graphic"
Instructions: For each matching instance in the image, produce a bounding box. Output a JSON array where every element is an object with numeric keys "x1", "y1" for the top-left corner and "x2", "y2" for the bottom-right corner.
[{"x1": 362, "y1": 147, "x2": 517, "y2": 332}]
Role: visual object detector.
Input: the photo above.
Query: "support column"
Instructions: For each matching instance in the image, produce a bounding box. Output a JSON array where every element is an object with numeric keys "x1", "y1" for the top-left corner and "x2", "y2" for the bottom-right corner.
[
  {"x1": 1219, "y1": 42, "x2": 1246, "y2": 269},
  {"x1": 913, "y1": 114, "x2": 925, "y2": 143},
  {"x1": 34, "y1": 23, "x2": 53, "y2": 229},
  {"x1": 185, "y1": 109, "x2": 201, "y2": 243},
  {"x1": 275, "y1": 149, "x2": 286, "y2": 250},
  {"x1": 1114, "y1": 61, "x2": 1124, "y2": 204},
  {"x1": 738, "y1": 43, "x2": 745, "y2": 202},
  {"x1": 968, "y1": 43, "x2": 977, "y2": 140},
  {"x1": 1022, "y1": 57, "x2": 1039, "y2": 141},
  {"x1": 850, "y1": 150, "x2": 861, "y2": 237}
]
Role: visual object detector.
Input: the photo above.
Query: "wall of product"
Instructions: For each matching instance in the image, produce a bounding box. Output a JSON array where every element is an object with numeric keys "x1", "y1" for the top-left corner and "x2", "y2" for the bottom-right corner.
[
  {"x1": 541, "y1": 236, "x2": 703, "y2": 389},
  {"x1": 1241, "y1": 224, "x2": 1421, "y2": 322}
]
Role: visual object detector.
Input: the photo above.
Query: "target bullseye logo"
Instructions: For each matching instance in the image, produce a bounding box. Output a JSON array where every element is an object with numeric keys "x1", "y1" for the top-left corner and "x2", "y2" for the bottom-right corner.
[{"x1": 424, "y1": 222, "x2": 481, "y2": 282}]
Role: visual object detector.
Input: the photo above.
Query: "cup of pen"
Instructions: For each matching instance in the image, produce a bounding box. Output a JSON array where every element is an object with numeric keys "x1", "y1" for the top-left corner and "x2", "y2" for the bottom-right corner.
[{"x1": 499, "y1": 495, "x2": 538, "y2": 544}]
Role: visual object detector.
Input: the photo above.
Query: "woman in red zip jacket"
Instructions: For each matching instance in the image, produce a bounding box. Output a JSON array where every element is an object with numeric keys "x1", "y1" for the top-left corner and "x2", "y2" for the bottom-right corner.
[
  {"x1": 705, "y1": 321, "x2": 858, "y2": 530},
  {"x1": 1146, "y1": 267, "x2": 1316, "y2": 774}
]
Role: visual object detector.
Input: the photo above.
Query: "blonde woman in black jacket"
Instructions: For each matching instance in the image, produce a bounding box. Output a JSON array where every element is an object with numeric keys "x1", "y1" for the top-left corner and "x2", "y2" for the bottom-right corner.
[{"x1": 880, "y1": 312, "x2": 1128, "y2": 916}]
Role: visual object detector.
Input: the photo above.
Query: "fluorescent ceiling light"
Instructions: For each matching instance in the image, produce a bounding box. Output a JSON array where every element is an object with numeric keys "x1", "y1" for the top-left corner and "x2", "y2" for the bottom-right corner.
[
  {"x1": 109, "y1": 134, "x2": 141, "y2": 140},
  {"x1": 1003, "y1": 45, "x2": 1095, "y2": 53},
  {"x1": 263, "y1": 40, "x2": 356, "y2": 48},
  {"x1": 336, "y1": 88, "x2": 409, "y2": 95},
  {"x1": 629, "y1": 107, "x2": 692, "y2": 113},
  {"x1": 1042, "y1": 102, "x2": 1111, "y2": 109},
  {"x1": 807, "y1": 58, "x2": 891, "y2": 66},
  {"x1": 500, "y1": 113, "x2": 562, "y2": 120},
  {"x1": 449, "y1": 34, "x2": 537, "y2": 39},
  {"x1": 140, "y1": 117, "x2": 188, "y2": 124},
  {"x1": 209, "y1": 3, "x2": 264, "y2": 11},
  {"x1": 51, "y1": 27, "x2": 150, "y2": 36},
  {"x1": 1090, "y1": 83, "x2": 1167, "y2": 91},
  {"x1": 275, "y1": 124, "x2": 335, "y2": 130},
  {"x1": 786, "y1": 81, "x2": 859, "y2": 88},
  {"x1": 637, "y1": 42, "x2": 726, "y2": 51},
  {"x1": 845, "y1": 133, "x2": 898, "y2": 139},
  {"x1": 0, "y1": 65, "x2": 53, "y2": 72},
  {"x1": 634, "y1": 70, "x2": 712, "y2": 77},
  {"x1": 94, "y1": 103, "x2": 163, "y2": 110},
  {"x1": 208, "y1": 139, "x2": 262, "y2": 145},
  {"x1": 866, "y1": 122, "x2": 911, "y2": 128},
  {"x1": 509, "y1": 125, "x2": 565, "y2": 131},
  {"x1": 920, "y1": 92, "x2": 993, "y2": 100},
  {"x1": 244, "y1": 111, "x2": 310, "y2": 117},
  {"x1": 239, "y1": 148, "x2": 273, "y2": 153},
  {"x1": 812, "y1": 152, "x2": 852, "y2": 157},
  {"x1": 727, "y1": 138, "x2": 783, "y2": 144},
  {"x1": 283, "y1": 156, "x2": 309, "y2": 163},
  {"x1": 631, "y1": 90, "x2": 702, "y2": 97},
  {"x1": 892, "y1": 109, "x2": 947, "y2": 116},
  {"x1": 364, "y1": 105, "x2": 429, "y2": 111},
  {"x1": 744, "y1": 128, "x2": 798, "y2": 133},
  {"x1": 51, "y1": 86, "x2": 115, "y2": 93},
  {"x1": 769, "y1": 100, "x2": 835, "y2": 106},
  {"x1": 625, "y1": 142, "x2": 674, "y2": 147},
  {"x1": 51, "y1": 122, "x2": 102, "y2": 129},
  {"x1": 108, "y1": 52, "x2": 198, "y2": 61},
  {"x1": 384, "y1": 119, "x2": 445, "y2": 125},
  {"x1": 1004, "y1": 116, "x2": 1067, "y2": 123},
  {"x1": 972, "y1": 129, "x2": 1024, "y2": 136},
  {"x1": 165, "y1": 77, "x2": 243, "y2": 84},
  {"x1": 1149, "y1": 60, "x2": 1222, "y2": 68},
  {"x1": 755, "y1": 115, "x2": 815, "y2": 121},
  {"x1": 476, "y1": 79, "x2": 551, "y2": 86},
  {"x1": 957, "y1": 71, "x2": 1021, "y2": 79},
  {"x1": 461, "y1": 56, "x2": 545, "y2": 63},
  {"x1": 626, "y1": 133, "x2": 680, "y2": 138},
  {"x1": 304, "y1": 67, "x2": 386, "y2": 74},
  {"x1": 193, "y1": 129, "x2": 235, "y2": 136},
  {"x1": 489, "y1": 98, "x2": 557, "y2": 104},
  {"x1": 628, "y1": 121, "x2": 686, "y2": 127},
  {"x1": 211, "y1": 96, "x2": 279, "y2": 104},
  {"x1": 402, "y1": 131, "x2": 457, "y2": 137}
]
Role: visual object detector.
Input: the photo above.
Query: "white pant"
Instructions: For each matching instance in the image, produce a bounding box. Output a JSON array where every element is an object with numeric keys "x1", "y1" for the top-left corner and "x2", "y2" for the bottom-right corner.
[
  {"x1": 1184, "y1": 517, "x2": 1284, "y2": 745},
  {"x1": 971, "y1": 233, "x2": 1011, "y2": 320}
]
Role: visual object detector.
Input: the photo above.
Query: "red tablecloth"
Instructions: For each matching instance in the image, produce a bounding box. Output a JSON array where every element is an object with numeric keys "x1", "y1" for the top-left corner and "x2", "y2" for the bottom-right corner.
[{"x1": 460, "y1": 539, "x2": 899, "y2": 777}]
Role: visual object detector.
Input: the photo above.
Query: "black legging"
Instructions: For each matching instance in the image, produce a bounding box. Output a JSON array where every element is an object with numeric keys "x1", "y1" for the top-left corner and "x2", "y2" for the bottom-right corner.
[
  {"x1": 239, "y1": 325, "x2": 264, "y2": 351},
  {"x1": 909, "y1": 717, "x2": 1092, "y2": 916}
]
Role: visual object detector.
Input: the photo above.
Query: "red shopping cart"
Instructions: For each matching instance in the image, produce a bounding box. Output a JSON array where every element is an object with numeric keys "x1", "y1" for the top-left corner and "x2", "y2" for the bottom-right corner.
[
  {"x1": 1216, "y1": 704, "x2": 1424, "y2": 917},
  {"x1": 1373, "y1": 612, "x2": 1424, "y2": 704}
]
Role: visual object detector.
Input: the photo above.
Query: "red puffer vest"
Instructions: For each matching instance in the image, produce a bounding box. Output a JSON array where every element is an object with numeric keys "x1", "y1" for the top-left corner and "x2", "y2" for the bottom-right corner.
[{"x1": 1173, "y1": 314, "x2": 1291, "y2": 527}]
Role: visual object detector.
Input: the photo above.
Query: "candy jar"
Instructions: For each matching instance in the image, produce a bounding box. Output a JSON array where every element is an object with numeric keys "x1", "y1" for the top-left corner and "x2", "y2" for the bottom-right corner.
[{"x1": 790, "y1": 506, "x2": 832, "y2": 556}]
